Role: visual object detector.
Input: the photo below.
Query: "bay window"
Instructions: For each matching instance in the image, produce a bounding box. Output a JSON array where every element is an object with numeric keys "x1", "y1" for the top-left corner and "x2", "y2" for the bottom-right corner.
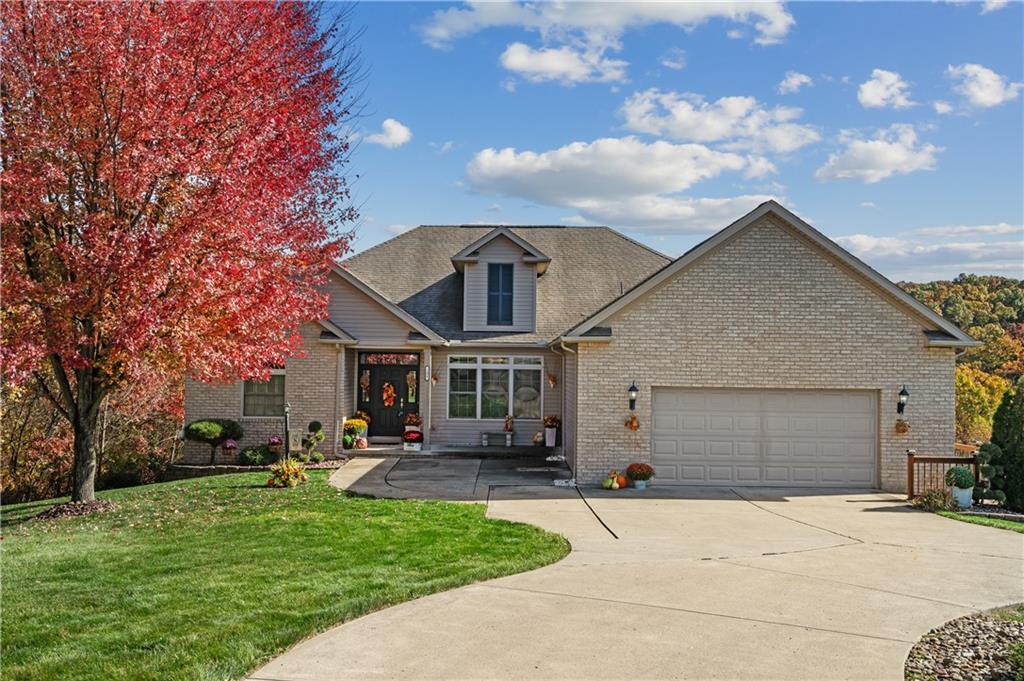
[{"x1": 447, "y1": 356, "x2": 543, "y2": 419}]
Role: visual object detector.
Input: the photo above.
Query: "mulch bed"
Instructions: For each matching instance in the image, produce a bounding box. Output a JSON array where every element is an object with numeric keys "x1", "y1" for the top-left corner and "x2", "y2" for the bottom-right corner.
[
  {"x1": 35, "y1": 500, "x2": 117, "y2": 521},
  {"x1": 905, "y1": 610, "x2": 1024, "y2": 680}
]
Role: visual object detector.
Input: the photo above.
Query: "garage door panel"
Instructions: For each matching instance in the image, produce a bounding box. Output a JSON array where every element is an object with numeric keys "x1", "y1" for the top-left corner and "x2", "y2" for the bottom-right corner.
[{"x1": 650, "y1": 388, "x2": 877, "y2": 488}]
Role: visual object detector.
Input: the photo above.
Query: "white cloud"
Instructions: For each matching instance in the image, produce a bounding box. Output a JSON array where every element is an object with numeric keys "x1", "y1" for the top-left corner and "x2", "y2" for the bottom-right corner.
[
  {"x1": 365, "y1": 118, "x2": 412, "y2": 148},
  {"x1": 859, "y1": 201, "x2": 877, "y2": 209},
  {"x1": 834, "y1": 233, "x2": 1024, "y2": 280},
  {"x1": 621, "y1": 89, "x2": 820, "y2": 154},
  {"x1": 815, "y1": 124, "x2": 942, "y2": 184},
  {"x1": 778, "y1": 71, "x2": 812, "y2": 94},
  {"x1": 981, "y1": 0, "x2": 1008, "y2": 13},
  {"x1": 659, "y1": 47, "x2": 687, "y2": 71},
  {"x1": 500, "y1": 42, "x2": 627, "y2": 84},
  {"x1": 485, "y1": 203, "x2": 502, "y2": 213},
  {"x1": 913, "y1": 222, "x2": 1023, "y2": 238},
  {"x1": 744, "y1": 156, "x2": 778, "y2": 179},
  {"x1": 466, "y1": 136, "x2": 776, "y2": 232},
  {"x1": 946, "y1": 63, "x2": 1023, "y2": 108},
  {"x1": 932, "y1": 100, "x2": 954, "y2": 115},
  {"x1": 385, "y1": 223, "x2": 414, "y2": 235},
  {"x1": 857, "y1": 69, "x2": 915, "y2": 109},
  {"x1": 420, "y1": 2, "x2": 795, "y2": 49},
  {"x1": 420, "y1": 2, "x2": 793, "y2": 86}
]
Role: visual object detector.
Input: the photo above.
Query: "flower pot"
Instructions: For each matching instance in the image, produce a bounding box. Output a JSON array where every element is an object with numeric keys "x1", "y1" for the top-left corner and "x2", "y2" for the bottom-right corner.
[
  {"x1": 268, "y1": 443, "x2": 283, "y2": 456},
  {"x1": 633, "y1": 479, "x2": 647, "y2": 491},
  {"x1": 403, "y1": 442, "x2": 422, "y2": 452},
  {"x1": 544, "y1": 427, "x2": 557, "y2": 447},
  {"x1": 952, "y1": 486, "x2": 973, "y2": 509}
]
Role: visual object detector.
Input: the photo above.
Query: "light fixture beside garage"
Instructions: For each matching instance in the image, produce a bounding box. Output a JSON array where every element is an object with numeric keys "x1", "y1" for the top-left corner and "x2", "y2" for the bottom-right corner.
[
  {"x1": 628, "y1": 381, "x2": 639, "y2": 411},
  {"x1": 897, "y1": 385, "x2": 910, "y2": 414}
]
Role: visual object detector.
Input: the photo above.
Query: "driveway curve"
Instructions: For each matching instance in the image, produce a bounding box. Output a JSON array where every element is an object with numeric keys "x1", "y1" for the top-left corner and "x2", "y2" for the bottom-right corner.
[{"x1": 250, "y1": 461, "x2": 1023, "y2": 681}]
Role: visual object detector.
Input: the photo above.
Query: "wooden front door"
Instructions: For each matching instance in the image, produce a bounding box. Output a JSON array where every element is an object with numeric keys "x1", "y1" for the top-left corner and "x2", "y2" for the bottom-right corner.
[{"x1": 357, "y1": 354, "x2": 420, "y2": 438}]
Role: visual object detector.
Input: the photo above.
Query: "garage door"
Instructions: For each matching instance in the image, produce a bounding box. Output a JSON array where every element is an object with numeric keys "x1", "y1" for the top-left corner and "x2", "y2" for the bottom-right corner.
[{"x1": 651, "y1": 388, "x2": 877, "y2": 487}]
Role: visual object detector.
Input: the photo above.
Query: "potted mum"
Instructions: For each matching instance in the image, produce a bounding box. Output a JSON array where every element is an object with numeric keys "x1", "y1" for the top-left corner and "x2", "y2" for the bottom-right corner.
[
  {"x1": 221, "y1": 438, "x2": 239, "y2": 462},
  {"x1": 403, "y1": 412, "x2": 422, "y2": 432},
  {"x1": 543, "y1": 415, "x2": 560, "y2": 447},
  {"x1": 402, "y1": 429, "x2": 424, "y2": 452},
  {"x1": 626, "y1": 463, "x2": 655, "y2": 490},
  {"x1": 267, "y1": 434, "x2": 284, "y2": 458},
  {"x1": 945, "y1": 466, "x2": 975, "y2": 509}
]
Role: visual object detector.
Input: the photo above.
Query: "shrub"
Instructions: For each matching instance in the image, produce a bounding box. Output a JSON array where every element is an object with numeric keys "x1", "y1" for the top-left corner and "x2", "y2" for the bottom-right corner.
[
  {"x1": 975, "y1": 443, "x2": 1009, "y2": 505},
  {"x1": 185, "y1": 419, "x2": 243, "y2": 464},
  {"x1": 239, "y1": 445, "x2": 270, "y2": 466},
  {"x1": 342, "y1": 434, "x2": 354, "y2": 449},
  {"x1": 309, "y1": 452, "x2": 325, "y2": 463},
  {"x1": 944, "y1": 466, "x2": 975, "y2": 489},
  {"x1": 626, "y1": 463, "x2": 655, "y2": 481},
  {"x1": 912, "y1": 488, "x2": 957, "y2": 512},
  {"x1": 307, "y1": 420, "x2": 323, "y2": 433},
  {"x1": 267, "y1": 458, "x2": 308, "y2": 488},
  {"x1": 402, "y1": 430, "x2": 423, "y2": 443},
  {"x1": 991, "y1": 381, "x2": 1024, "y2": 511},
  {"x1": 301, "y1": 421, "x2": 325, "y2": 458}
]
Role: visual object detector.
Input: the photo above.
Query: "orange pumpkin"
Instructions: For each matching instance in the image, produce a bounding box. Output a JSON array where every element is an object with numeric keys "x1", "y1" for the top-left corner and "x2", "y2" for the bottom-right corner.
[{"x1": 616, "y1": 475, "x2": 627, "y2": 489}]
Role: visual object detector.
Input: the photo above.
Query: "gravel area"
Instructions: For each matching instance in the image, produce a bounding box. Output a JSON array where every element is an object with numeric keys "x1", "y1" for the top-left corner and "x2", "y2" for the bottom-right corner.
[
  {"x1": 905, "y1": 609, "x2": 1024, "y2": 680},
  {"x1": 959, "y1": 506, "x2": 1024, "y2": 523}
]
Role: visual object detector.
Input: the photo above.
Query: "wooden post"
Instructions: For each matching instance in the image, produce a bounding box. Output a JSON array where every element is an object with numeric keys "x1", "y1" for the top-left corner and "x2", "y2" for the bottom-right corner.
[{"x1": 906, "y1": 449, "x2": 916, "y2": 500}]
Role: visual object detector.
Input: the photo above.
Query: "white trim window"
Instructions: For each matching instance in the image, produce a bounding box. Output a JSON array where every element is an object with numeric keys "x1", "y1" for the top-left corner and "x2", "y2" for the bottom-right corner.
[
  {"x1": 447, "y1": 356, "x2": 543, "y2": 420},
  {"x1": 242, "y1": 369, "x2": 286, "y2": 417}
]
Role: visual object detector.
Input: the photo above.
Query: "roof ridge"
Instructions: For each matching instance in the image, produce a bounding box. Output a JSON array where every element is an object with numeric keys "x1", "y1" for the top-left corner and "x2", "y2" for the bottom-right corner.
[{"x1": 341, "y1": 225, "x2": 427, "y2": 264}]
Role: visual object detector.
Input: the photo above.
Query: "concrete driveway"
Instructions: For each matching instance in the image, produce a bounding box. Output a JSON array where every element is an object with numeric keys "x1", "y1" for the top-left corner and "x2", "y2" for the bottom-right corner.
[{"x1": 250, "y1": 460, "x2": 1024, "y2": 681}]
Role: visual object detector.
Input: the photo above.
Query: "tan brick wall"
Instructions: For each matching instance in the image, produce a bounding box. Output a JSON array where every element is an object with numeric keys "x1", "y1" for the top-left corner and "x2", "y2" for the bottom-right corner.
[
  {"x1": 183, "y1": 322, "x2": 341, "y2": 463},
  {"x1": 574, "y1": 216, "x2": 956, "y2": 492}
]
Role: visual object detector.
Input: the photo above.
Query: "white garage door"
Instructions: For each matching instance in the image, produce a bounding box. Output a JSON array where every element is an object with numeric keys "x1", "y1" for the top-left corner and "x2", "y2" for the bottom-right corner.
[{"x1": 651, "y1": 388, "x2": 877, "y2": 487}]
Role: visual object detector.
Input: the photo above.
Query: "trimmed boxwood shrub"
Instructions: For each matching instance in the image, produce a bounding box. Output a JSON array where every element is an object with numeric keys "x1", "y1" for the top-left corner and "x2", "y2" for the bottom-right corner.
[
  {"x1": 944, "y1": 466, "x2": 974, "y2": 490},
  {"x1": 185, "y1": 419, "x2": 244, "y2": 464}
]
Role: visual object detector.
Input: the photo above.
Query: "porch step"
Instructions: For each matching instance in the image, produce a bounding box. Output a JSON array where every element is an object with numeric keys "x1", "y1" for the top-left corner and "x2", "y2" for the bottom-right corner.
[{"x1": 347, "y1": 445, "x2": 559, "y2": 459}]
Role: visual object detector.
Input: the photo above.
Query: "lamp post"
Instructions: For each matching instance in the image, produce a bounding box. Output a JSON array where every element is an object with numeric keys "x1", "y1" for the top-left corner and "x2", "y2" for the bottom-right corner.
[
  {"x1": 283, "y1": 402, "x2": 292, "y2": 461},
  {"x1": 628, "y1": 382, "x2": 639, "y2": 411}
]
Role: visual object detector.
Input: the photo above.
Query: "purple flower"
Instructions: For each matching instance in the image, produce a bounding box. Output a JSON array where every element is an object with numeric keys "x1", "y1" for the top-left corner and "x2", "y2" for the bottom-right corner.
[{"x1": 268, "y1": 435, "x2": 283, "y2": 445}]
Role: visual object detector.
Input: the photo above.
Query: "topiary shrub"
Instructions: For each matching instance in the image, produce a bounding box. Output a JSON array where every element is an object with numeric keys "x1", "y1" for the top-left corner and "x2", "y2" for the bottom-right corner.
[
  {"x1": 991, "y1": 381, "x2": 1024, "y2": 511},
  {"x1": 974, "y1": 442, "x2": 1008, "y2": 505},
  {"x1": 184, "y1": 419, "x2": 244, "y2": 464}
]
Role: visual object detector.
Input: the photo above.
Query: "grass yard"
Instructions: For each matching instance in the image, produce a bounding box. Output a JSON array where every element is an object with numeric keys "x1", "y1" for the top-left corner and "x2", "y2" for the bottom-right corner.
[
  {"x1": 1, "y1": 471, "x2": 569, "y2": 681},
  {"x1": 937, "y1": 510, "x2": 1024, "y2": 534}
]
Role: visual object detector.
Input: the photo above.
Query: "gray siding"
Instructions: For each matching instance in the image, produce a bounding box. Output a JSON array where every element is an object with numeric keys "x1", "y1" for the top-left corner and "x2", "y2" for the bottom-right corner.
[
  {"x1": 429, "y1": 347, "x2": 561, "y2": 446},
  {"x1": 325, "y1": 272, "x2": 414, "y2": 345},
  {"x1": 463, "y1": 236, "x2": 537, "y2": 332}
]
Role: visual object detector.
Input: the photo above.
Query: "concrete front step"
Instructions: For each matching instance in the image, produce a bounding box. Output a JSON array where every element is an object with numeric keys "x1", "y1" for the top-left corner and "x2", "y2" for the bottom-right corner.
[{"x1": 347, "y1": 446, "x2": 560, "y2": 459}]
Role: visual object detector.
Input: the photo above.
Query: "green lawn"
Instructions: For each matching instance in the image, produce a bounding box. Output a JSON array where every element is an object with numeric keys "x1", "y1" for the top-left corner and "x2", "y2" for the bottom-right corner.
[
  {"x1": 937, "y1": 510, "x2": 1024, "y2": 534},
  {"x1": 1, "y1": 471, "x2": 569, "y2": 681}
]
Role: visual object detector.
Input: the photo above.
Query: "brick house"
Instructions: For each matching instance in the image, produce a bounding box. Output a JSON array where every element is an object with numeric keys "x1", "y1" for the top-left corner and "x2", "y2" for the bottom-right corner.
[{"x1": 183, "y1": 201, "x2": 976, "y2": 492}]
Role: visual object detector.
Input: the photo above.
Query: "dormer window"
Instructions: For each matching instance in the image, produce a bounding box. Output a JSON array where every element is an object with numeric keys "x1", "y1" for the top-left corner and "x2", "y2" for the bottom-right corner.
[{"x1": 487, "y1": 263, "x2": 514, "y2": 326}]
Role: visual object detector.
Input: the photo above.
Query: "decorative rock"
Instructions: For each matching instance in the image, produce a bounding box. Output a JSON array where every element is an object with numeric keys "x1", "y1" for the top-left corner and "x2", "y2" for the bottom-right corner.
[{"x1": 905, "y1": 610, "x2": 1024, "y2": 680}]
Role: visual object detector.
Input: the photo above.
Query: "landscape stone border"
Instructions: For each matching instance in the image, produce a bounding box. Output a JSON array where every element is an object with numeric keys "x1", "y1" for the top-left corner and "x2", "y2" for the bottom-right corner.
[{"x1": 905, "y1": 607, "x2": 1024, "y2": 680}]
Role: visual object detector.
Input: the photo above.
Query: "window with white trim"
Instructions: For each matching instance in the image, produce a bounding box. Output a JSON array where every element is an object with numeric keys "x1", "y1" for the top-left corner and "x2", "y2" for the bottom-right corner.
[
  {"x1": 243, "y1": 369, "x2": 285, "y2": 417},
  {"x1": 447, "y1": 356, "x2": 542, "y2": 419}
]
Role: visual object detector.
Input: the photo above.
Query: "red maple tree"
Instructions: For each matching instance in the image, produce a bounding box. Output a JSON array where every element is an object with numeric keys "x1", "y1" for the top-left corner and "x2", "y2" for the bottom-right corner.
[{"x1": 1, "y1": 1, "x2": 358, "y2": 501}]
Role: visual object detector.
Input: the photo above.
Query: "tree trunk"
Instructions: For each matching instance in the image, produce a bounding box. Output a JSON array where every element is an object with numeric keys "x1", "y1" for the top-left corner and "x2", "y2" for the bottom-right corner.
[{"x1": 72, "y1": 413, "x2": 100, "y2": 502}]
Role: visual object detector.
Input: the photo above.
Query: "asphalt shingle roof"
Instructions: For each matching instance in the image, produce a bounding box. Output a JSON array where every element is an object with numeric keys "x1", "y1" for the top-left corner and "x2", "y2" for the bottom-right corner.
[{"x1": 341, "y1": 226, "x2": 671, "y2": 343}]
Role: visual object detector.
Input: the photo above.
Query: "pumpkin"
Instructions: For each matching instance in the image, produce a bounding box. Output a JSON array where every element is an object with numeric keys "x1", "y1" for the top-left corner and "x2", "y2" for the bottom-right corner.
[{"x1": 616, "y1": 475, "x2": 627, "y2": 489}]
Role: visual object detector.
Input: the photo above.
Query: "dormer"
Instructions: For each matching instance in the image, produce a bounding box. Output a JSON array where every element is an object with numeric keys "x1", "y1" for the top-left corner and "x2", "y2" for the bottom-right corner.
[{"x1": 452, "y1": 227, "x2": 550, "y2": 333}]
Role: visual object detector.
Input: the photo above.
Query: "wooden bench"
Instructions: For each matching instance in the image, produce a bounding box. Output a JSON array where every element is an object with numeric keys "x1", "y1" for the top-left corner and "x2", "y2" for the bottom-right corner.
[{"x1": 481, "y1": 431, "x2": 514, "y2": 447}]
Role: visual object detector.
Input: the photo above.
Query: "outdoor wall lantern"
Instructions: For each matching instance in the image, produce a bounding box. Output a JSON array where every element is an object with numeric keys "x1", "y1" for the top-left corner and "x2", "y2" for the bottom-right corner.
[
  {"x1": 628, "y1": 382, "x2": 639, "y2": 411},
  {"x1": 897, "y1": 386, "x2": 909, "y2": 415}
]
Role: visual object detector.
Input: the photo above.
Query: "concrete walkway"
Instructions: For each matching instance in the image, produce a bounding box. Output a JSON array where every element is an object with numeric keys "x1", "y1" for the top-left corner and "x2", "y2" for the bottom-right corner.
[{"x1": 251, "y1": 462, "x2": 1024, "y2": 680}]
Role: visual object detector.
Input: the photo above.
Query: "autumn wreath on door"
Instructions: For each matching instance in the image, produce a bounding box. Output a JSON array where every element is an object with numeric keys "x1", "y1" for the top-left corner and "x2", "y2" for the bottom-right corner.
[{"x1": 382, "y1": 382, "x2": 396, "y2": 407}]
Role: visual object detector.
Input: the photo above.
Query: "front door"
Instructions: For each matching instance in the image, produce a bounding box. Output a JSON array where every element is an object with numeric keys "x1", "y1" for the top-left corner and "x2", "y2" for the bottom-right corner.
[{"x1": 357, "y1": 353, "x2": 420, "y2": 438}]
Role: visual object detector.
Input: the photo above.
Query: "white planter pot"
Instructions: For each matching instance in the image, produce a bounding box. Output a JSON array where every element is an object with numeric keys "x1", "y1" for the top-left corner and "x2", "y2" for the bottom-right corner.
[
  {"x1": 952, "y1": 486, "x2": 973, "y2": 509},
  {"x1": 404, "y1": 425, "x2": 421, "y2": 433},
  {"x1": 544, "y1": 427, "x2": 557, "y2": 447},
  {"x1": 403, "y1": 442, "x2": 422, "y2": 452}
]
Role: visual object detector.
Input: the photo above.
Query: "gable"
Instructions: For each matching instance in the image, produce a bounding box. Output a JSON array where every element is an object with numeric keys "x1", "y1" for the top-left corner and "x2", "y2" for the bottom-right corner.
[
  {"x1": 565, "y1": 202, "x2": 977, "y2": 347},
  {"x1": 325, "y1": 270, "x2": 438, "y2": 345},
  {"x1": 451, "y1": 227, "x2": 550, "y2": 274}
]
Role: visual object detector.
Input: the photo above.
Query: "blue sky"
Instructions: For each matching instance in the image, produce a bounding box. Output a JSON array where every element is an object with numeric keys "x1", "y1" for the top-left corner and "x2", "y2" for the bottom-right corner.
[{"x1": 340, "y1": 1, "x2": 1023, "y2": 281}]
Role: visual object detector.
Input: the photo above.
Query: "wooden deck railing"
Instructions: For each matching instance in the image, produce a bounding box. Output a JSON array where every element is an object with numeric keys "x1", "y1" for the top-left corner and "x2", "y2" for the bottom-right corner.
[{"x1": 906, "y1": 449, "x2": 979, "y2": 500}]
